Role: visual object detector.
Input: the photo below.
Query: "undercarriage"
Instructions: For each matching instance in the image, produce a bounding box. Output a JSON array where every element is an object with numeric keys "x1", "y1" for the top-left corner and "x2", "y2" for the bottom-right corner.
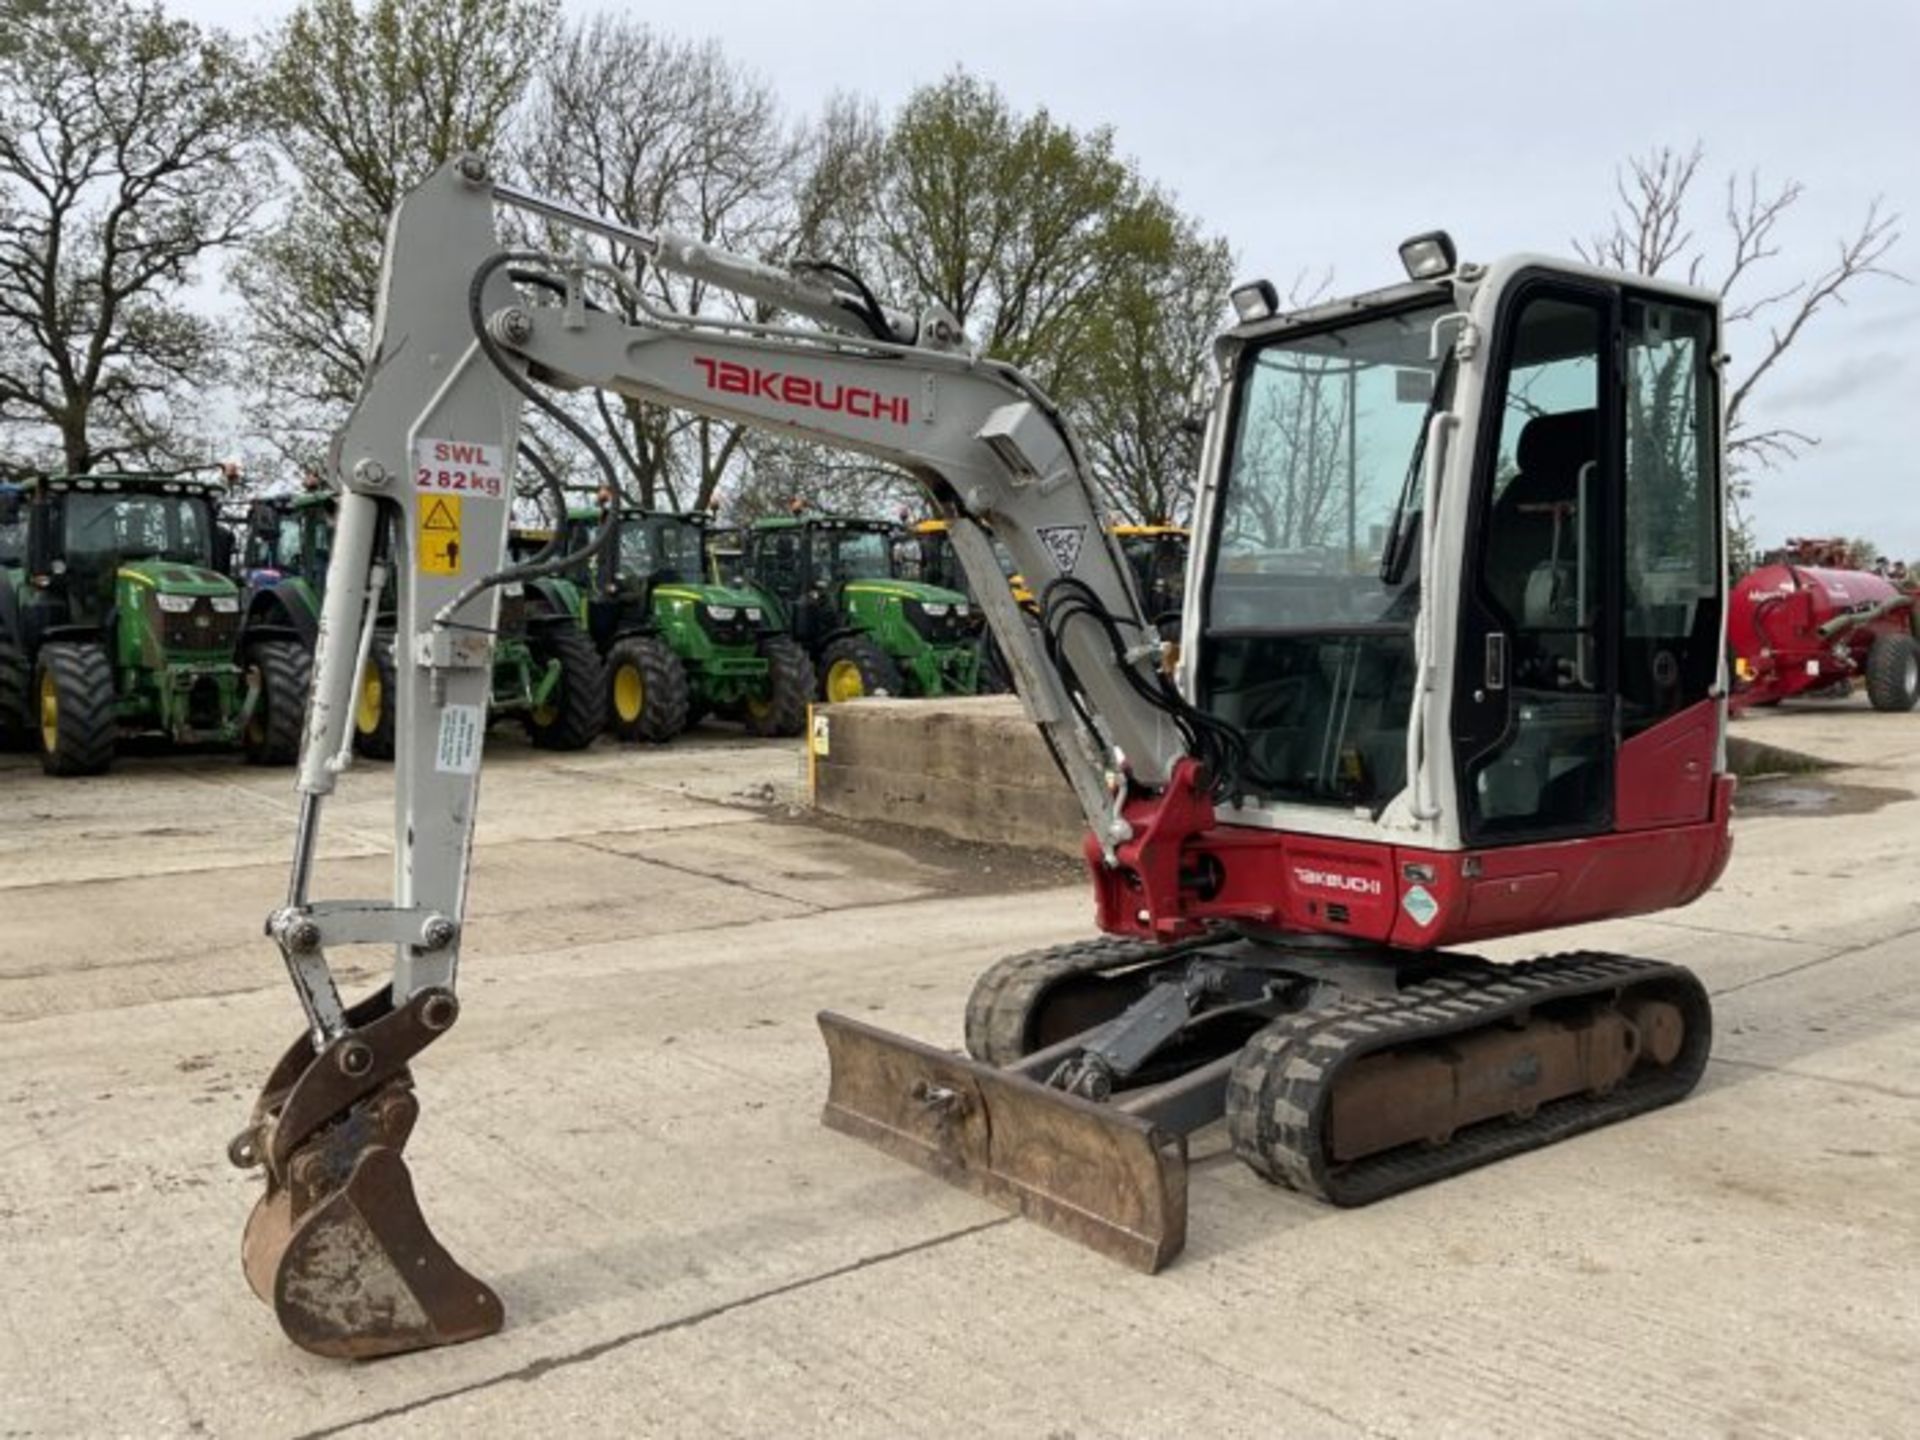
[{"x1": 822, "y1": 938, "x2": 1710, "y2": 1269}]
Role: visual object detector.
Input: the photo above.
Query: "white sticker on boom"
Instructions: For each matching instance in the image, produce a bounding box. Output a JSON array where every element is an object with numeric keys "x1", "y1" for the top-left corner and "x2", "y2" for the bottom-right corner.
[
  {"x1": 435, "y1": 703, "x2": 484, "y2": 775},
  {"x1": 1401, "y1": 884, "x2": 1439, "y2": 928},
  {"x1": 1035, "y1": 524, "x2": 1086, "y2": 575},
  {"x1": 412, "y1": 437, "x2": 508, "y2": 501}
]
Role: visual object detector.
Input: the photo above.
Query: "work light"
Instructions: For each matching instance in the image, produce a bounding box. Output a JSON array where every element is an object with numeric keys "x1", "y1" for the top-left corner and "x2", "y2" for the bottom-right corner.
[
  {"x1": 1397, "y1": 231, "x2": 1458, "y2": 280},
  {"x1": 1229, "y1": 279, "x2": 1279, "y2": 323}
]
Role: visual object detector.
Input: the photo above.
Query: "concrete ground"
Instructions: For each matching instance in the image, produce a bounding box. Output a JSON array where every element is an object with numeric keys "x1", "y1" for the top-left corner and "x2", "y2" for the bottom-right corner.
[{"x1": 1, "y1": 698, "x2": 1917, "y2": 1439}]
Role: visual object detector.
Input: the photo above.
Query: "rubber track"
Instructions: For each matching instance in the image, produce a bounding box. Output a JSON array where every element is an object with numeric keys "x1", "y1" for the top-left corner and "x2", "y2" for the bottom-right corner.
[
  {"x1": 963, "y1": 936, "x2": 1201, "y2": 1067},
  {"x1": 1225, "y1": 951, "x2": 1713, "y2": 1206}
]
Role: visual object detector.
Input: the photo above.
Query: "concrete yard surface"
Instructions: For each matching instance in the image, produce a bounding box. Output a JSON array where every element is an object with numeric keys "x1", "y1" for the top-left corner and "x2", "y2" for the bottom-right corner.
[{"x1": 1, "y1": 700, "x2": 1917, "y2": 1438}]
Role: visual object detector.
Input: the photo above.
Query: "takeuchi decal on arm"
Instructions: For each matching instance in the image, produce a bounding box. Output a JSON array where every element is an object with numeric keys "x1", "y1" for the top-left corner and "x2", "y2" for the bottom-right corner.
[{"x1": 693, "y1": 357, "x2": 911, "y2": 425}]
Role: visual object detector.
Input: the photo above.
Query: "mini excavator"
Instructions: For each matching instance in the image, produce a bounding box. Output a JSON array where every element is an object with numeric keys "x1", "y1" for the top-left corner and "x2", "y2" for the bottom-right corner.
[{"x1": 230, "y1": 158, "x2": 1732, "y2": 1357}]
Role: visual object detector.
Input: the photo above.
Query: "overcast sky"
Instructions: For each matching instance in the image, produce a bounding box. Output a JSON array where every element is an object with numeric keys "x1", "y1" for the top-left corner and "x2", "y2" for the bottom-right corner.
[{"x1": 173, "y1": 0, "x2": 1920, "y2": 554}]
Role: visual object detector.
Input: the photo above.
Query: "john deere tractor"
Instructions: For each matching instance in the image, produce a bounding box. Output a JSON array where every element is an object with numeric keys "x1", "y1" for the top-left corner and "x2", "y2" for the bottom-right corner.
[
  {"x1": 732, "y1": 515, "x2": 981, "y2": 702},
  {"x1": 0, "y1": 473, "x2": 308, "y2": 774},
  {"x1": 233, "y1": 493, "x2": 602, "y2": 758},
  {"x1": 531, "y1": 507, "x2": 813, "y2": 743},
  {"x1": 236, "y1": 491, "x2": 331, "y2": 649}
]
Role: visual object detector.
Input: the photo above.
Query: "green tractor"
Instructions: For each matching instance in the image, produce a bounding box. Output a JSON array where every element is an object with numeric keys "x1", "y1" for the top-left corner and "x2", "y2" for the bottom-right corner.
[
  {"x1": 732, "y1": 515, "x2": 982, "y2": 703},
  {"x1": 236, "y1": 490, "x2": 332, "y2": 650},
  {"x1": 234, "y1": 493, "x2": 603, "y2": 758},
  {"x1": 0, "y1": 473, "x2": 309, "y2": 774},
  {"x1": 530, "y1": 507, "x2": 813, "y2": 743}
]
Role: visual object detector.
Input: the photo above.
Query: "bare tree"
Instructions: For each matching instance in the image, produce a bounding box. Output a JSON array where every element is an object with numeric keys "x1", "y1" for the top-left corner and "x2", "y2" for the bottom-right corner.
[
  {"x1": 234, "y1": 0, "x2": 556, "y2": 466},
  {"x1": 0, "y1": 0, "x2": 267, "y2": 476},
  {"x1": 1575, "y1": 143, "x2": 1903, "y2": 507},
  {"x1": 517, "y1": 16, "x2": 803, "y2": 511}
]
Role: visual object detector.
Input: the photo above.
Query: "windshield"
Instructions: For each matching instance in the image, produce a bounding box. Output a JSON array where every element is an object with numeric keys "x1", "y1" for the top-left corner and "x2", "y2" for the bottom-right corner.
[
  {"x1": 816, "y1": 529, "x2": 892, "y2": 582},
  {"x1": 1210, "y1": 303, "x2": 1448, "y2": 629},
  {"x1": 65, "y1": 491, "x2": 213, "y2": 568},
  {"x1": 1201, "y1": 301, "x2": 1448, "y2": 811},
  {"x1": 618, "y1": 516, "x2": 704, "y2": 583}
]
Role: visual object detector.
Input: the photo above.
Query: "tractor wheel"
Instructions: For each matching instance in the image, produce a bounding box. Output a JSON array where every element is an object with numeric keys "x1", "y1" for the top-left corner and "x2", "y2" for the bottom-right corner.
[
  {"x1": 352, "y1": 636, "x2": 398, "y2": 760},
  {"x1": 818, "y1": 634, "x2": 901, "y2": 703},
  {"x1": 974, "y1": 630, "x2": 1013, "y2": 695},
  {"x1": 0, "y1": 636, "x2": 30, "y2": 751},
  {"x1": 242, "y1": 639, "x2": 312, "y2": 766},
  {"x1": 34, "y1": 641, "x2": 116, "y2": 777},
  {"x1": 525, "y1": 624, "x2": 604, "y2": 750},
  {"x1": 744, "y1": 636, "x2": 814, "y2": 737},
  {"x1": 1865, "y1": 633, "x2": 1920, "y2": 712},
  {"x1": 604, "y1": 635, "x2": 688, "y2": 744}
]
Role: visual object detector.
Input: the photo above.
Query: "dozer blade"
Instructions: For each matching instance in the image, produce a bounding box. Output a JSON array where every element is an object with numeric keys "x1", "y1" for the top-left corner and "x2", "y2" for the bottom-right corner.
[
  {"x1": 247, "y1": 1144, "x2": 503, "y2": 1360},
  {"x1": 818, "y1": 1011, "x2": 1187, "y2": 1272}
]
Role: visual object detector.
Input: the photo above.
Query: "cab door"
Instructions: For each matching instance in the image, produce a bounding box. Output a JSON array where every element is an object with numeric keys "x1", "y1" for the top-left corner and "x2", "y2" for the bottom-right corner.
[
  {"x1": 1451, "y1": 278, "x2": 1724, "y2": 846},
  {"x1": 1452, "y1": 279, "x2": 1616, "y2": 845}
]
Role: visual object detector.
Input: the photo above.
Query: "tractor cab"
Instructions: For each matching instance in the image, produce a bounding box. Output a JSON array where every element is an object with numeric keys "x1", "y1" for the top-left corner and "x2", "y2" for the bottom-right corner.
[
  {"x1": 240, "y1": 492, "x2": 335, "y2": 592},
  {"x1": 742, "y1": 514, "x2": 983, "y2": 699},
  {"x1": 894, "y1": 517, "x2": 1019, "y2": 601},
  {"x1": 1110, "y1": 523, "x2": 1190, "y2": 636},
  {"x1": 22, "y1": 474, "x2": 233, "y2": 633},
  {"x1": 743, "y1": 516, "x2": 897, "y2": 648}
]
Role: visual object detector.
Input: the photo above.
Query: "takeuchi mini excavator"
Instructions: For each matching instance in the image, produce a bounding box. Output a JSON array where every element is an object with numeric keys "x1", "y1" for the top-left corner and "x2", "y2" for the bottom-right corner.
[{"x1": 230, "y1": 157, "x2": 1734, "y2": 1358}]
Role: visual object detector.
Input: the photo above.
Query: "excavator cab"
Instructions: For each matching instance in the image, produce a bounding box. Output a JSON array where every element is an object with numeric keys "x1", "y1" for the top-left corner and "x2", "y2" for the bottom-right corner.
[{"x1": 824, "y1": 255, "x2": 1729, "y2": 1264}]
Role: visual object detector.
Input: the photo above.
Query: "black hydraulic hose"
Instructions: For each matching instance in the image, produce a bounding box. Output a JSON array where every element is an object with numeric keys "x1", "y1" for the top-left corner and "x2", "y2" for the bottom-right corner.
[
  {"x1": 793, "y1": 258, "x2": 895, "y2": 341},
  {"x1": 1037, "y1": 575, "x2": 1264, "y2": 804},
  {"x1": 428, "y1": 249, "x2": 625, "y2": 621}
]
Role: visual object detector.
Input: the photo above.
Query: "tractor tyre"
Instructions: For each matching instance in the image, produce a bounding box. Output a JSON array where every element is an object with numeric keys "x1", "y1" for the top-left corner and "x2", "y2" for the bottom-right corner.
[
  {"x1": 744, "y1": 636, "x2": 814, "y2": 737},
  {"x1": 242, "y1": 639, "x2": 312, "y2": 766},
  {"x1": 34, "y1": 641, "x2": 116, "y2": 776},
  {"x1": 0, "y1": 636, "x2": 30, "y2": 751},
  {"x1": 974, "y1": 630, "x2": 1014, "y2": 695},
  {"x1": 525, "y1": 624, "x2": 605, "y2": 750},
  {"x1": 352, "y1": 635, "x2": 398, "y2": 760},
  {"x1": 605, "y1": 635, "x2": 688, "y2": 744},
  {"x1": 818, "y1": 634, "x2": 902, "y2": 703},
  {"x1": 1865, "y1": 632, "x2": 1920, "y2": 712}
]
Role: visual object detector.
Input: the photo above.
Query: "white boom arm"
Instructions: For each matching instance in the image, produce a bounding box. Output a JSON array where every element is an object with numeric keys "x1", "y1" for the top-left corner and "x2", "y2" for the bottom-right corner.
[{"x1": 270, "y1": 155, "x2": 1192, "y2": 1042}]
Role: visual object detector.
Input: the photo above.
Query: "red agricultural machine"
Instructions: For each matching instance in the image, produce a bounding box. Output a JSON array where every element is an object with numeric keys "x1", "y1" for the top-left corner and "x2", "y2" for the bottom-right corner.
[{"x1": 1729, "y1": 538, "x2": 1919, "y2": 712}]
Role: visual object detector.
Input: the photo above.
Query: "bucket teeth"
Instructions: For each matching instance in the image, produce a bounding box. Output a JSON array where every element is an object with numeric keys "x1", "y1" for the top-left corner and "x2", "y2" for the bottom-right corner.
[{"x1": 818, "y1": 1010, "x2": 1188, "y2": 1272}]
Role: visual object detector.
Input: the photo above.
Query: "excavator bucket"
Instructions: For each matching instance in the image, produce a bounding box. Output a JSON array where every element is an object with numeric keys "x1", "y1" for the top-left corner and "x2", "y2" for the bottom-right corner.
[
  {"x1": 818, "y1": 1011, "x2": 1188, "y2": 1272},
  {"x1": 241, "y1": 1139, "x2": 503, "y2": 1360},
  {"x1": 232, "y1": 991, "x2": 503, "y2": 1359}
]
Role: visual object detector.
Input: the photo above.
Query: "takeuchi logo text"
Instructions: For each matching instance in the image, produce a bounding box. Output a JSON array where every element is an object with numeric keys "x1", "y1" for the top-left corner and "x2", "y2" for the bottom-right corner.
[
  {"x1": 1292, "y1": 867, "x2": 1384, "y2": 896},
  {"x1": 693, "y1": 357, "x2": 910, "y2": 425}
]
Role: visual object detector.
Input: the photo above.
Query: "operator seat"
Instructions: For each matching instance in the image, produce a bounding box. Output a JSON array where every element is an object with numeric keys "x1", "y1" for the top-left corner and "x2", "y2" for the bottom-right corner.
[{"x1": 1486, "y1": 408, "x2": 1595, "y2": 634}]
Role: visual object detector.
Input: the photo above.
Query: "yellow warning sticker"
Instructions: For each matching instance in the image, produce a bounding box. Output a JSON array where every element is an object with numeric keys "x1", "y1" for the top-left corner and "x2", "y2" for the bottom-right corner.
[{"x1": 420, "y1": 494, "x2": 462, "y2": 576}]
